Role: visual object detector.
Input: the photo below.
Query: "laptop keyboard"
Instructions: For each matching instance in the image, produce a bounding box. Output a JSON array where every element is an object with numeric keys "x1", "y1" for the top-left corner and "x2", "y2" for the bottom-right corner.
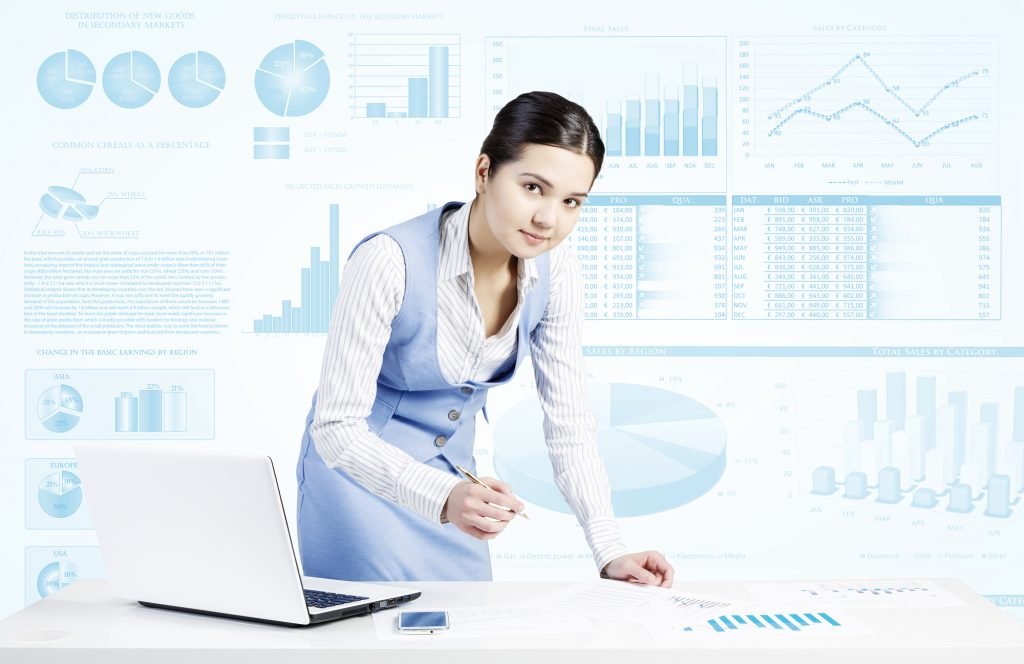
[{"x1": 304, "y1": 589, "x2": 369, "y2": 609}]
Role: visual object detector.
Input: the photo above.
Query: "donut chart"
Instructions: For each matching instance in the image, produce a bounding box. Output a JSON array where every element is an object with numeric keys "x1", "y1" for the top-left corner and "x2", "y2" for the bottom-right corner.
[{"x1": 493, "y1": 383, "x2": 728, "y2": 516}]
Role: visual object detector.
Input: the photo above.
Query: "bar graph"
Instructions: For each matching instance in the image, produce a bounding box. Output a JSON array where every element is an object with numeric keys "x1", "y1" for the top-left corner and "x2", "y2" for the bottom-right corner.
[
  {"x1": 253, "y1": 204, "x2": 340, "y2": 334},
  {"x1": 114, "y1": 384, "x2": 187, "y2": 433},
  {"x1": 811, "y1": 372, "x2": 1024, "y2": 518},
  {"x1": 485, "y1": 36, "x2": 725, "y2": 193},
  {"x1": 670, "y1": 607, "x2": 867, "y2": 638},
  {"x1": 699, "y1": 611, "x2": 844, "y2": 634},
  {"x1": 351, "y1": 34, "x2": 460, "y2": 119},
  {"x1": 603, "y1": 68, "x2": 718, "y2": 158}
]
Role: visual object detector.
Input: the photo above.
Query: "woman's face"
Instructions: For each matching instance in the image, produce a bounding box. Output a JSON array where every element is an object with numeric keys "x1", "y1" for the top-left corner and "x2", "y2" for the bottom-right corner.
[{"x1": 475, "y1": 143, "x2": 595, "y2": 259}]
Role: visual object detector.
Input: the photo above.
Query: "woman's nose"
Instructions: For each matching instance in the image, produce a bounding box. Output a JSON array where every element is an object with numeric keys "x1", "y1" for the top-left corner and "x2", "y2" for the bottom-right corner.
[{"x1": 532, "y1": 201, "x2": 558, "y2": 228}]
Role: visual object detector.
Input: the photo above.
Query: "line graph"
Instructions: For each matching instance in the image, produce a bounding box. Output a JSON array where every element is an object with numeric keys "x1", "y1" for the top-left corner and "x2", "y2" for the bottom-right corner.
[
  {"x1": 765, "y1": 53, "x2": 984, "y2": 148},
  {"x1": 733, "y1": 37, "x2": 998, "y2": 192}
]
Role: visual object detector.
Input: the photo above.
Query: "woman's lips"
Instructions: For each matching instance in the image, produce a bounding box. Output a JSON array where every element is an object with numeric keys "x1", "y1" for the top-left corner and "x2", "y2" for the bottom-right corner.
[{"x1": 520, "y1": 230, "x2": 549, "y2": 245}]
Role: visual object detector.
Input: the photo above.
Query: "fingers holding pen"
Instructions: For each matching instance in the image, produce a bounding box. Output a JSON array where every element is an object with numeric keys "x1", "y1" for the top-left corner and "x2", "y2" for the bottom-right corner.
[{"x1": 445, "y1": 477, "x2": 526, "y2": 541}]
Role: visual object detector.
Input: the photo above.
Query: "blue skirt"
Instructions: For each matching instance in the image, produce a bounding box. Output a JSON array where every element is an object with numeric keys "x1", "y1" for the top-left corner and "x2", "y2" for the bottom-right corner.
[{"x1": 296, "y1": 399, "x2": 491, "y2": 582}]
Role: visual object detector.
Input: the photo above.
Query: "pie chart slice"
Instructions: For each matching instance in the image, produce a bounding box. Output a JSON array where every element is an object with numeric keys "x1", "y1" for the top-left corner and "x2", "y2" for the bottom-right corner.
[
  {"x1": 38, "y1": 471, "x2": 83, "y2": 518},
  {"x1": 38, "y1": 384, "x2": 84, "y2": 433},
  {"x1": 37, "y1": 50, "x2": 95, "y2": 109},
  {"x1": 493, "y1": 383, "x2": 727, "y2": 516},
  {"x1": 255, "y1": 40, "x2": 329, "y2": 117},
  {"x1": 103, "y1": 51, "x2": 161, "y2": 109},
  {"x1": 169, "y1": 51, "x2": 225, "y2": 108}
]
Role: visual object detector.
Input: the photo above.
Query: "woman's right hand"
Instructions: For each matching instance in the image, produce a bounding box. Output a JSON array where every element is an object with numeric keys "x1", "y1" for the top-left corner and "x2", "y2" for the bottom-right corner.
[{"x1": 444, "y1": 477, "x2": 525, "y2": 540}]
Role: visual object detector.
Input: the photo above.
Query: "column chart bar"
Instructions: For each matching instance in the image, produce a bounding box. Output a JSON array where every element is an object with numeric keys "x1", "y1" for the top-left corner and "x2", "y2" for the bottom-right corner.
[{"x1": 428, "y1": 46, "x2": 449, "y2": 118}]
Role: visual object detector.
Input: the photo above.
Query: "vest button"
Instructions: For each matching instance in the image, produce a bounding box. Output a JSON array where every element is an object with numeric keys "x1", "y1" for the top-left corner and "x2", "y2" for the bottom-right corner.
[
  {"x1": 461, "y1": 386, "x2": 473, "y2": 395},
  {"x1": 434, "y1": 435, "x2": 447, "y2": 447},
  {"x1": 448, "y1": 409, "x2": 460, "y2": 421}
]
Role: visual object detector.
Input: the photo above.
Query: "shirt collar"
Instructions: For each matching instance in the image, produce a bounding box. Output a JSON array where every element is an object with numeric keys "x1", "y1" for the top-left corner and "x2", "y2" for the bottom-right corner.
[
  {"x1": 438, "y1": 202, "x2": 471, "y2": 283},
  {"x1": 439, "y1": 202, "x2": 539, "y2": 295}
]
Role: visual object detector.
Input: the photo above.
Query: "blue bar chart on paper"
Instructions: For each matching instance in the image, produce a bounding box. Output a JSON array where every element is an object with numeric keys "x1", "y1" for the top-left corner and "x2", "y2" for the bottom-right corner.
[
  {"x1": 733, "y1": 37, "x2": 997, "y2": 191},
  {"x1": 690, "y1": 611, "x2": 850, "y2": 636},
  {"x1": 25, "y1": 369, "x2": 215, "y2": 440},
  {"x1": 485, "y1": 36, "x2": 726, "y2": 193},
  {"x1": 253, "y1": 204, "x2": 340, "y2": 334},
  {"x1": 351, "y1": 34, "x2": 461, "y2": 119}
]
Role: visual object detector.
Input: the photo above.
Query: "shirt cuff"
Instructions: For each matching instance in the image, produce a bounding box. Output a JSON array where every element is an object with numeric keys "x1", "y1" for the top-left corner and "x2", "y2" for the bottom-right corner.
[
  {"x1": 395, "y1": 461, "x2": 463, "y2": 524},
  {"x1": 581, "y1": 516, "x2": 630, "y2": 573}
]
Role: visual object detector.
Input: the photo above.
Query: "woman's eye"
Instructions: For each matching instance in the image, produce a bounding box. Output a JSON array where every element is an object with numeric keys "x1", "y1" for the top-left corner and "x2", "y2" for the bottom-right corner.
[
  {"x1": 525, "y1": 183, "x2": 541, "y2": 193},
  {"x1": 565, "y1": 199, "x2": 579, "y2": 208}
]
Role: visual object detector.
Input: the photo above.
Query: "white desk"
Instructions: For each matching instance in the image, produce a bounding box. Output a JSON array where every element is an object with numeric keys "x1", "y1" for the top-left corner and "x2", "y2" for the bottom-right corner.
[{"x1": 1, "y1": 578, "x2": 1022, "y2": 663}]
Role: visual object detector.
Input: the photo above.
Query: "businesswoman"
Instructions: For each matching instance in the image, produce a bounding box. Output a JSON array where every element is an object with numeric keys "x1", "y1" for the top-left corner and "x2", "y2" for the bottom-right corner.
[{"x1": 297, "y1": 91, "x2": 674, "y2": 586}]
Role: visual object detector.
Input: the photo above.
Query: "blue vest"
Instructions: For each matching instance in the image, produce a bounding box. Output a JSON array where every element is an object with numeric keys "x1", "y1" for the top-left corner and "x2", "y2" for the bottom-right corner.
[{"x1": 296, "y1": 202, "x2": 550, "y2": 581}]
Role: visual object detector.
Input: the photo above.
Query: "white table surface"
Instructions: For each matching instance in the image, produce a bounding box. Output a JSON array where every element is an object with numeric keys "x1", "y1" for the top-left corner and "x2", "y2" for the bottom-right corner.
[{"x1": 2, "y1": 578, "x2": 1022, "y2": 663}]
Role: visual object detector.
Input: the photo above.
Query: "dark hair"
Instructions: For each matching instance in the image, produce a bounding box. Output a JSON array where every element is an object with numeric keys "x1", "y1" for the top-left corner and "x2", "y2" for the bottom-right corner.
[{"x1": 480, "y1": 91, "x2": 604, "y2": 182}]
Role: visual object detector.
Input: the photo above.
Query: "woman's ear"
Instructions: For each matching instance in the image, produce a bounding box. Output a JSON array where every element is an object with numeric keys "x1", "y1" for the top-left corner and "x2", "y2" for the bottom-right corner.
[{"x1": 474, "y1": 154, "x2": 491, "y2": 195}]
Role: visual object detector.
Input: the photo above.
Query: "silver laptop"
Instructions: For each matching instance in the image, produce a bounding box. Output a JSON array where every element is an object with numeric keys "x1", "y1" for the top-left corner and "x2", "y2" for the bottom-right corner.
[{"x1": 74, "y1": 443, "x2": 420, "y2": 626}]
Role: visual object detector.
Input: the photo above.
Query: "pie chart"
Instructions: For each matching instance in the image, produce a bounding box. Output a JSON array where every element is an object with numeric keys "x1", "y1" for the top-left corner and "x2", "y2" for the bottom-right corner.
[
  {"x1": 37, "y1": 384, "x2": 84, "y2": 433},
  {"x1": 493, "y1": 383, "x2": 727, "y2": 516},
  {"x1": 168, "y1": 51, "x2": 225, "y2": 108},
  {"x1": 102, "y1": 51, "x2": 161, "y2": 108},
  {"x1": 37, "y1": 50, "x2": 95, "y2": 109},
  {"x1": 37, "y1": 561, "x2": 79, "y2": 597},
  {"x1": 38, "y1": 471, "x2": 83, "y2": 518},
  {"x1": 255, "y1": 40, "x2": 330, "y2": 116}
]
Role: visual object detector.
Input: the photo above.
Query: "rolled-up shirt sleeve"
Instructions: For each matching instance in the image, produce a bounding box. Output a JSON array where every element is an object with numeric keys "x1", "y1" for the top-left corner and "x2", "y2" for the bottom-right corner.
[
  {"x1": 310, "y1": 234, "x2": 461, "y2": 524},
  {"x1": 529, "y1": 244, "x2": 629, "y2": 572}
]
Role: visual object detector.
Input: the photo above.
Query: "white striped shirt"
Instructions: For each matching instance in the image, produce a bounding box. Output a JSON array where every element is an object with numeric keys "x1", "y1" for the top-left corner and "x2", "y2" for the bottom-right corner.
[{"x1": 311, "y1": 202, "x2": 628, "y2": 572}]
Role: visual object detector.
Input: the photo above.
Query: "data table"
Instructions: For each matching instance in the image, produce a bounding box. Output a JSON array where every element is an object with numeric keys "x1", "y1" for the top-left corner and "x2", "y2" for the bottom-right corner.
[
  {"x1": 574, "y1": 195, "x2": 728, "y2": 320},
  {"x1": 731, "y1": 195, "x2": 1000, "y2": 320}
]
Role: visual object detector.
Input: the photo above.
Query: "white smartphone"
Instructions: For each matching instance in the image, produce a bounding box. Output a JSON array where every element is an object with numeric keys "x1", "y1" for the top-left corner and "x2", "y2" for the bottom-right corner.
[{"x1": 397, "y1": 610, "x2": 450, "y2": 634}]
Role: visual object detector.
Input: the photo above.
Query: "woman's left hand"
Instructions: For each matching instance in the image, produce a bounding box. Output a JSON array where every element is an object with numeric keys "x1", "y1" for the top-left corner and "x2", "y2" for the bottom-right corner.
[{"x1": 602, "y1": 551, "x2": 675, "y2": 587}]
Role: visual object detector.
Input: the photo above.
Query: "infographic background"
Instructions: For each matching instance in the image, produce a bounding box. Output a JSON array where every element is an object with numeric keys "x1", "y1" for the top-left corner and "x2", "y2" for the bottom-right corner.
[{"x1": 3, "y1": 0, "x2": 1022, "y2": 622}]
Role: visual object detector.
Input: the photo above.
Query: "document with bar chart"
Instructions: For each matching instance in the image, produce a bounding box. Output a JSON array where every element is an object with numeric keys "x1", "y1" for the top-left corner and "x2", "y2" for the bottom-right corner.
[{"x1": 655, "y1": 608, "x2": 871, "y2": 640}]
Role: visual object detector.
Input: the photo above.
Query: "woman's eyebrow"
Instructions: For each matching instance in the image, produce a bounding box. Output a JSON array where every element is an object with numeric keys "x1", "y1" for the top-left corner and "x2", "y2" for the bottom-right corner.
[{"x1": 519, "y1": 172, "x2": 589, "y2": 198}]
